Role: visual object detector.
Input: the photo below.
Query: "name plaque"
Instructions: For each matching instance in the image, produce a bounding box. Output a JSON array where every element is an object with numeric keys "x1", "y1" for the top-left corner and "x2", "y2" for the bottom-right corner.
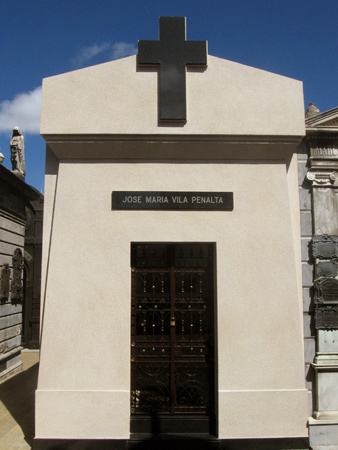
[
  {"x1": 312, "y1": 235, "x2": 338, "y2": 259},
  {"x1": 112, "y1": 191, "x2": 233, "y2": 211},
  {"x1": 314, "y1": 278, "x2": 338, "y2": 304}
]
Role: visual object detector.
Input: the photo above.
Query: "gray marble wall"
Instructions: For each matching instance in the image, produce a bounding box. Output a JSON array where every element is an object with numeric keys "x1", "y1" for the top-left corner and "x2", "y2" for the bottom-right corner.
[
  {"x1": 0, "y1": 209, "x2": 25, "y2": 379},
  {"x1": 298, "y1": 146, "x2": 316, "y2": 416}
]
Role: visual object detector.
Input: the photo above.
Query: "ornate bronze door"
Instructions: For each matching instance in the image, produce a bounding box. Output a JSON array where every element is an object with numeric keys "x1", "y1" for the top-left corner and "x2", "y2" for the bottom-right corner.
[{"x1": 131, "y1": 244, "x2": 215, "y2": 418}]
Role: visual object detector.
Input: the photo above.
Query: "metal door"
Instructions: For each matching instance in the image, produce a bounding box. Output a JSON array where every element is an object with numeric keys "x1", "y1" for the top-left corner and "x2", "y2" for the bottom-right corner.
[{"x1": 130, "y1": 244, "x2": 214, "y2": 416}]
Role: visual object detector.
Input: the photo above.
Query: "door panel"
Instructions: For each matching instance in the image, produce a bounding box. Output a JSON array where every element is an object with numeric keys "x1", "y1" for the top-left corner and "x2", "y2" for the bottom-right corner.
[{"x1": 131, "y1": 244, "x2": 214, "y2": 416}]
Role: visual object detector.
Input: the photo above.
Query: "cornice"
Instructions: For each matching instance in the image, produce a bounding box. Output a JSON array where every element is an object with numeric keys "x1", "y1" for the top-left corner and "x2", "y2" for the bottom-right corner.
[{"x1": 41, "y1": 134, "x2": 303, "y2": 145}]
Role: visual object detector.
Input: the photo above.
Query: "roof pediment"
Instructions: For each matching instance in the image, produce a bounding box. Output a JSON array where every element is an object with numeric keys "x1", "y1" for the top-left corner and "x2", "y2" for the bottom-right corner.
[
  {"x1": 40, "y1": 54, "x2": 305, "y2": 138},
  {"x1": 306, "y1": 106, "x2": 338, "y2": 131}
]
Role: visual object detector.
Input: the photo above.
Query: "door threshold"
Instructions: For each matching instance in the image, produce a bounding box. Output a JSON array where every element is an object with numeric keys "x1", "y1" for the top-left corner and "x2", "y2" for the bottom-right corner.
[
  {"x1": 130, "y1": 432, "x2": 217, "y2": 439},
  {"x1": 130, "y1": 414, "x2": 210, "y2": 434}
]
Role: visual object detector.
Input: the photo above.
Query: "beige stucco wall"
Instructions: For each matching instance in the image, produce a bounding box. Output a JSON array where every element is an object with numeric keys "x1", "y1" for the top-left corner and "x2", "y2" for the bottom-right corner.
[{"x1": 36, "y1": 146, "x2": 308, "y2": 439}]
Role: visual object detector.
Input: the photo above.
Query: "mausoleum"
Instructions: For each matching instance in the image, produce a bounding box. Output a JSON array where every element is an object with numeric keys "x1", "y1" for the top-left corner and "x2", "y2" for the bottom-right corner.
[{"x1": 35, "y1": 17, "x2": 338, "y2": 450}]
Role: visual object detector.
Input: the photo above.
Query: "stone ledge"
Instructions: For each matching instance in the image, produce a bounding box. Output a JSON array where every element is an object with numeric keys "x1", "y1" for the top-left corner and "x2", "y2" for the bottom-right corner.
[
  {"x1": 309, "y1": 419, "x2": 338, "y2": 448},
  {"x1": 0, "y1": 345, "x2": 22, "y2": 363},
  {"x1": 0, "y1": 360, "x2": 22, "y2": 381}
]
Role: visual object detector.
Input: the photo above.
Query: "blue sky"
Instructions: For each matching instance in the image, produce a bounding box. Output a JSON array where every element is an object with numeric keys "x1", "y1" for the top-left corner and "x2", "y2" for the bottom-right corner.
[{"x1": 1, "y1": 0, "x2": 337, "y2": 192}]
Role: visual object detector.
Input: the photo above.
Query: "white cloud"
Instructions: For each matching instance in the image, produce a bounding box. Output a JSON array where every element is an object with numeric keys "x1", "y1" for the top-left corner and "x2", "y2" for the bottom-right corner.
[
  {"x1": 110, "y1": 42, "x2": 137, "y2": 60},
  {"x1": 0, "y1": 86, "x2": 42, "y2": 134},
  {"x1": 71, "y1": 41, "x2": 137, "y2": 67},
  {"x1": 70, "y1": 42, "x2": 110, "y2": 67},
  {"x1": 0, "y1": 41, "x2": 138, "y2": 136}
]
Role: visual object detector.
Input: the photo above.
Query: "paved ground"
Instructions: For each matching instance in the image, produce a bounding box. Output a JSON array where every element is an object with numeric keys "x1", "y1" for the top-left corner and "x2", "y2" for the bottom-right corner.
[
  {"x1": 0, "y1": 350, "x2": 39, "y2": 450},
  {"x1": 0, "y1": 354, "x2": 311, "y2": 450}
]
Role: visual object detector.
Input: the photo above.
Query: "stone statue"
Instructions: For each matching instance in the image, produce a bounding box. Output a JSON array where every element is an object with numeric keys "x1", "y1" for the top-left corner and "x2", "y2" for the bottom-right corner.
[
  {"x1": 305, "y1": 102, "x2": 320, "y2": 119},
  {"x1": 10, "y1": 127, "x2": 25, "y2": 179}
]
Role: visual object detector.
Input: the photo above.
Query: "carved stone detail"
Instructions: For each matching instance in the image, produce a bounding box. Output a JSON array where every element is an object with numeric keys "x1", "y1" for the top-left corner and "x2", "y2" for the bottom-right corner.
[
  {"x1": 25, "y1": 206, "x2": 32, "y2": 230},
  {"x1": 306, "y1": 170, "x2": 338, "y2": 186},
  {"x1": 0, "y1": 264, "x2": 11, "y2": 301},
  {"x1": 310, "y1": 145, "x2": 338, "y2": 159},
  {"x1": 324, "y1": 118, "x2": 338, "y2": 127},
  {"x1": 11, "y1": 248, "x2": 23, "y2": 302}
]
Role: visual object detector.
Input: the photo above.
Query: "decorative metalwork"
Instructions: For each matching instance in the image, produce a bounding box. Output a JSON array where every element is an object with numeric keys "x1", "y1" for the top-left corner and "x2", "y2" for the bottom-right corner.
[
  {"x1": 11, "y1": 248, "x2": 23, "y2": 302},
  {"x1": 315, "y1": 305, "x2": 338, "y2": 329},
  {"x1": 131, "y1": 244, "x2": 213, "y2": 415},
  {"x1": 175, "y1": 362, "x2": 208, "y2": 412},
  {"x1": 0, "y1": 264, "x2": 10, "y2": 301},
  {"x1": 312, "y1": 236, "x2": 338, "y2": 330}
]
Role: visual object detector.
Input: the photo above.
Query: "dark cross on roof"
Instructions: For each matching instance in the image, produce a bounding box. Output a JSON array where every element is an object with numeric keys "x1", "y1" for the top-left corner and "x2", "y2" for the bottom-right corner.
[{"x1": 138, "y1": 17, "x2": 207, "y2": 121}]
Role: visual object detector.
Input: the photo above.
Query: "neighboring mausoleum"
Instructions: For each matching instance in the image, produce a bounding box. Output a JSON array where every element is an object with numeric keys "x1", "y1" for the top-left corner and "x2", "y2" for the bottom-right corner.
[
  {"x1": 300, "y1": 104, "x2": 338, "y2": 449},
  {"x1": 0, "y1": 129, "x2": 42, "y2": 379}
]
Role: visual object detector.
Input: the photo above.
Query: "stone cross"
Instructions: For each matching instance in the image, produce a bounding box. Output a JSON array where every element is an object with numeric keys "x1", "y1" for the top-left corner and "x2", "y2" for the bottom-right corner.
[{"x1": 138, "y1": 17, "x2": 207, "y2": 121}]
